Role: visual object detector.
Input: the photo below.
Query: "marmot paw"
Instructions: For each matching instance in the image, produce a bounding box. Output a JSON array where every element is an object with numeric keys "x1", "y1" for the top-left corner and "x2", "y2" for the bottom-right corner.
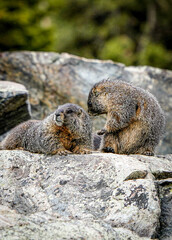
[
  {"x1": 97, "y1": 129, "x2": 106, "y2": 135},
  {"x1": 143, "y1": 151, "x2": 154, "y2": 156},
  {"x1": 55, "y1": 149, "x2": 72, "y2": 156},
  {"x1": 73, "y1": 148, "x2": 92, "y2": 154},
  {"x1": 102, "y1": 147, "x2": 115, "y2": 153}
]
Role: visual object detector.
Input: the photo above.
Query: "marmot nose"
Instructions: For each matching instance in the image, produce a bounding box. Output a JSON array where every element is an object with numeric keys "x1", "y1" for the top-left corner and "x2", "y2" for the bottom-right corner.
[
  {"x1": 87, "y1": 100, "x2": 92, "y2": 108},
  {"x1": 55, "y1": 109, "x2": 64, "y2": 117},
  {"x1": 56, "y1": 113, "x2": 60, "y2": 117}
]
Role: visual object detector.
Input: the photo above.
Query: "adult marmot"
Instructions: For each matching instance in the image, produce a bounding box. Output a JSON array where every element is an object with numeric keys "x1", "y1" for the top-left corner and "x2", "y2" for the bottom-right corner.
[
  {"x1": 87, "y1": 79, "x2": 165, "y2": 155},
  {"x1": 0, "y1": 103, "x2": 93, "y2": 155}
]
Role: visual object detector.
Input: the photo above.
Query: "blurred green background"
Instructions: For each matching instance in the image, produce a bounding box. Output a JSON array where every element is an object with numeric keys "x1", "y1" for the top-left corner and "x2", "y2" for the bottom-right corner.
[{"x1": 0, "y1": 0, "x2": 172, "y2": 69}]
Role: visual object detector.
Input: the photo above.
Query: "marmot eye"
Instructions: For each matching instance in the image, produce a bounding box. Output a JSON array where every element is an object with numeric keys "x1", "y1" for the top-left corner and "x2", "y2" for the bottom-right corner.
[
  {"x1": 66, "y1": 109, "x2": 73, "y2": 114},
  {"x1": 136, "y1": 104, "x2": 139, "y2": 111}
]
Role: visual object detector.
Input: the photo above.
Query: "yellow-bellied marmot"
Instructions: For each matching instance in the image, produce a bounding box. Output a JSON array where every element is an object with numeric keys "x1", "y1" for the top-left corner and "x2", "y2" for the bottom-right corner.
[
  {"x1": 0, "y1": 103, "x2": 93, "y2": 155},
  {"x1": 87, "y1": 79, "x2": 165, "y2": 155}
]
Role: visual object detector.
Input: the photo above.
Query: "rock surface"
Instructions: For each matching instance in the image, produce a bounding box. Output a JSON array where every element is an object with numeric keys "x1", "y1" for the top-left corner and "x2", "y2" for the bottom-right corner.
[
  {"x1": 0, "y1": 81, "x2": 31, "y2": 137},
  {"x1": 158, "y1": 178, "x2": 172, "y2": 240},
  {"x1": 0, "y1": 51, "x2": 171, "y2": 154},
  {"x1": 0, "y1": 150, "x2": 172, "y2": 239}
]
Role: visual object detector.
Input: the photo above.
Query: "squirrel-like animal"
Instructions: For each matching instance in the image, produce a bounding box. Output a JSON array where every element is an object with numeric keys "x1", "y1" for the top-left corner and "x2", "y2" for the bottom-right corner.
[
  {"x1": 0, "y1": 103, "x2": 93, "y2": 155},
  {"x1": 87, "y1": 79, "x2": 165, "y2": 155}
]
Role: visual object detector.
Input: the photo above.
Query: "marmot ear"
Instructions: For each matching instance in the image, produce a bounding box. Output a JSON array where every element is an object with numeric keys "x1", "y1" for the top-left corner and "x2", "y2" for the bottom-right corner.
[
  {"x1": 92, "y1": 87, "x2": 99, "y2": 96},
  {"x1": 78, "y1": 108, "x2": 83, "y2": 116}
]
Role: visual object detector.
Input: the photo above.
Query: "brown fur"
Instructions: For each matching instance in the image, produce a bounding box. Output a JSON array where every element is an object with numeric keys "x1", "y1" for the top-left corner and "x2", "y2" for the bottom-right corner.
[
  {"x1": 88, "y1": 80, "x2": 165, "y2": 155},
  {"x1": 0, "y1": 103, "x2": 93, "y2": 155}
]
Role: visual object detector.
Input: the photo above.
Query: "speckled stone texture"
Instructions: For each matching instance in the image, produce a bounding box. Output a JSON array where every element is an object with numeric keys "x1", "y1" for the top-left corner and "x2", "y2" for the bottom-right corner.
[
  {"x1": 0, "y1": 151, "x2": 171, "y2": 239},
  {"x1": 0, "y1": 52, "x2": 171, "y2": 154}
]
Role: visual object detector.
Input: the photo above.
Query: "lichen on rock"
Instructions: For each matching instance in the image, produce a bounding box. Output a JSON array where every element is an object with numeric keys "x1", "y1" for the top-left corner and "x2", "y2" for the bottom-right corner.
[{"x1": 0, "y1": 150, "x2": 171, "y2": 239}]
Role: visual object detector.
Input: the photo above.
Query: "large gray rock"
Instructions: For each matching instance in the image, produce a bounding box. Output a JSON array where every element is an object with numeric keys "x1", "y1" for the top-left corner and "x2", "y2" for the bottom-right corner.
[
  {"x1": 0, "y1": 51, "x2": 171, "y2": 154},
  {"x1": 0, "y1": 150, "x2": 171, "y2": 239},
  {"x1": 0, "y1": 81, "x2": 31, "y2": 136}
]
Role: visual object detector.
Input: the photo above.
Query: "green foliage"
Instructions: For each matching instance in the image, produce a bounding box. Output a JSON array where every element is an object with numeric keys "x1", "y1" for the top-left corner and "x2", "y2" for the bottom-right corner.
[
  {"x1": 138, "y1": 41, "x2": 172, "y2": 69},
  {"x1": 0, "y1": 0, "x2": 172, "y2": 69},
  {"x1": 100, "y1": 36, "x2": 135, "y2": 65},
  {"x1": 0, "y1": 0, "x2": 56, "y2": 51}
]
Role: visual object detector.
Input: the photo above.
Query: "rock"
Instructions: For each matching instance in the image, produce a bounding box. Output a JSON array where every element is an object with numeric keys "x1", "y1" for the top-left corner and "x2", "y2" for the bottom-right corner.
[
  {"x1": 0, "y1": 205, "x2": 20, "y2": 229},
  {"x1": 158, "y1": 179, "x2": 172, "y2": 240},
  {"x1": 0, "y1": 81, "x2": 31, "y2": 136},
  {"x1": 0, "y1": 150, "x2": 172, "y2": 239},
  {"x1": 0, "y1": 51, "x2": 171, "y2": 154}
]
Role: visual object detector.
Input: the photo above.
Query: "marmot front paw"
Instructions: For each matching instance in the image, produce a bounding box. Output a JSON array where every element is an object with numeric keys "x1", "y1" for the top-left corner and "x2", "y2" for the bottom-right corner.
[
  {"x1": 54, "y1": 149, "x2": 72, "y2": 156},
  {"x1": 73, "y1": 148, "x2": 92, "y2": 154},
  {"x1": 97, "y1": 129, "x2": 107, "y2": 135},
  {"x1": 102, "y1": 147, "x2": 115, "y2": 153}
]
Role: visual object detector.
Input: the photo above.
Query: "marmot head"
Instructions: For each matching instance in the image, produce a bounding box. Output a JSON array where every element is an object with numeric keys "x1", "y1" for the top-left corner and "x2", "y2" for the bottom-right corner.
[
  {"x1": 54, "y1": 103, "x2": 83, "y2": 126},
  {"x1": 54, "y1": 103, "x2": 90, "y2": 135},
  {"x1": 87, "y1": 80, "x2": 110, "y2": 116}
]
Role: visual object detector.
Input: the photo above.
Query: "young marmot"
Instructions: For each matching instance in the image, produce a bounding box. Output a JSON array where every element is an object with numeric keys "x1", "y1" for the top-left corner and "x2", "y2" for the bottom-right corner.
[
  {"x1": 87, "y1": 79, "x2": 165, "y2": 155},
  {"x1": 0, "y1": 103, "x2": 93, "y2": 155}
]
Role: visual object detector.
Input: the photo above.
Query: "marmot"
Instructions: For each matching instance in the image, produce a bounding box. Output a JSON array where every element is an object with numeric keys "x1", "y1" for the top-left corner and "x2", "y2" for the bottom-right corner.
[
  {"x1": 87, "y1": 79, "x2": 165, "y2": 155},
  {"x1": 0, "y1": 103, "x2": 93, "y2": 155}
]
